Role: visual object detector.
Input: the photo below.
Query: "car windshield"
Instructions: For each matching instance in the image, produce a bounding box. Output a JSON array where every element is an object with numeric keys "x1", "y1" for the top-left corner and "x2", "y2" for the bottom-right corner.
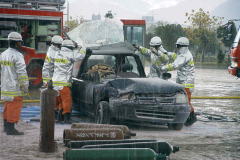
[{"x1": 85, "y1": 54, "x2": 140, "y2": 79}]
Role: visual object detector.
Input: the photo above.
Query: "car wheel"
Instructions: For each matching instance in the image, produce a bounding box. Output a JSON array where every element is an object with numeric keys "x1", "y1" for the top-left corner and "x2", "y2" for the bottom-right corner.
[
  {"x1": 95, "y1": 101, "x2": 110, "y2": 124},
  {"x1": 168, "y1": 123, "x2": 184, "y2": 130}
]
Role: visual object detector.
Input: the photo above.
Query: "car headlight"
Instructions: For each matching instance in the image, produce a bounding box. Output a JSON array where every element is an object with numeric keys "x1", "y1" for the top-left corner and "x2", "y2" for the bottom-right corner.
[
  {"x1": 176, "y1": 93, "x2": 188, "y2": 104},
  {"x1": 119, "y1": 93, "x2": 135, "y2": 100},
  {"x1": 231, "y1": 61, "x2": 238, "y2": 68}
]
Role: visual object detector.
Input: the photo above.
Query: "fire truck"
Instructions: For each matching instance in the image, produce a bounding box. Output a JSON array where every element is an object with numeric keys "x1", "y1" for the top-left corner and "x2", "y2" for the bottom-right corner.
[
  {"x1": 0, "y1": 0, "x2": 146, "y2": 88},
  {"x1": 0, "y1": 0, "x2": 64, "y2": 87},
  {"x1": 121, "y1": 19, "x2": 146, "y2": 47},
  {"x1": 228, "y1": 26, "x2": 240, "y2": 77}
]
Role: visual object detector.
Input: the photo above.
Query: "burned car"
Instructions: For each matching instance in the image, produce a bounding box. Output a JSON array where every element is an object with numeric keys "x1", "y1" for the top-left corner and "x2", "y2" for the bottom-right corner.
[{"x1": 72, "y1": 42, "x2": 190, "y2": 130}]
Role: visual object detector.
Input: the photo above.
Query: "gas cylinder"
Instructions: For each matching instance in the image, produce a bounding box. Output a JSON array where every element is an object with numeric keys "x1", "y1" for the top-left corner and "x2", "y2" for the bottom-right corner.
[
  {"x1": 71, "y1": 123, "x2": 136, "y2": 138},
  {"x1": 82, "y1": 141, "x2": 180, "y2": 156},
  {"x1": 63, "y1": 148, "x2": 167, "y2": 160},
  {"x1": 68, "y1": 139, "x2": 157, "y2": 148},
  {"x1": 39, "y1": 81, "x2": 58, "y2": 152},
  {"x1": 63, "y1": 128, "x2": 124, "y2": 144}
]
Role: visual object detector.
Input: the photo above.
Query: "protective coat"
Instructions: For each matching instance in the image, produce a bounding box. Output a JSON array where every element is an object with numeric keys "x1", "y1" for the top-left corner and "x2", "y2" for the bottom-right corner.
[
  {"x1": 164, "y1": 47, "x2": 195, "y2": 89},
  {"x1": 0, "y1": 48, "x2": 29, "y2": 101},
  {"x1": 138, "y1": 46, "x2": 174, "y2": 77},
  {"x1": 42, "y1": 45, "x2": 60, "y2": 83},
  {"x1": 52, "y1": 47, "x2": 85, "y2": 90}
]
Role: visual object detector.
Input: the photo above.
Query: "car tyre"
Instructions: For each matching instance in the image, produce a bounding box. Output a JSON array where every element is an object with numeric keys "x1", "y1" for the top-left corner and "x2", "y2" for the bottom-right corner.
[
  {"x1": 168, "y1": 123, "x2": 184, "y2": 130},
  {"x1": 95, "y1": 101, "x2": 110, "y2": 124}
]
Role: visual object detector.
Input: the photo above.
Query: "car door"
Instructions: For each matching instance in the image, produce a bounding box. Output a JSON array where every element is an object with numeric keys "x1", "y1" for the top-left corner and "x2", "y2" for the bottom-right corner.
[{"x1": 72, "y1": 77, "x2": 95, "y2": 115}]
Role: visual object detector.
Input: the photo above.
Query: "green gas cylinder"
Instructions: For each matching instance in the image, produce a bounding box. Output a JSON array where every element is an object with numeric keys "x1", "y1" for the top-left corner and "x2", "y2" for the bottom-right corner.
[
  {"x1": 68, "y1": 139, "x2": 157, "y2": 148},
  {"x1": 82, "y1": 141, "x2": 179, "y2": 156},
  {"x1": 63, "y1": 148, "x2": 167, "y2": 160}
]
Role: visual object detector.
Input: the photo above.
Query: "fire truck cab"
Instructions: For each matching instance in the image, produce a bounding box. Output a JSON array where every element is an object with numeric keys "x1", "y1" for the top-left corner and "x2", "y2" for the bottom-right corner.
[
  {"x1": 228, "y1": 28, "x2": 240, "y2": 77},
  {"x1": 121, "y1": 19, "x2": 146, "y2": 47},
  {"x1": 0, "y1": 0, "x2": 64, "y2": 87}
]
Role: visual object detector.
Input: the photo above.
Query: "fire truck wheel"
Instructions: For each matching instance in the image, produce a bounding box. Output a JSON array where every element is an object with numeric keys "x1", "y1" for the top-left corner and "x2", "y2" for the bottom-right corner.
[
  {"x1": 95, "y1": 101, "x2": 111, "y2": 124},
  {"x1": 27, "y1": 63, "x2": 43, "y2": 88}
]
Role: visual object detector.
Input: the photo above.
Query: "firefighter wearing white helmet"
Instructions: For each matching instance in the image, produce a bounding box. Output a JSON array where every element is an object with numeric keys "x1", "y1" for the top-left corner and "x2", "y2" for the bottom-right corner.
[
  {"x1": 52, "y1": 39, "x2": 91, "y2": 123},
  {"x1": 160, "y1": 37, "x2": 197, "y2": 126},
  {"x1": 0, "y1": 32, "x2": 29, "y2": 135},
  {"x1": 42, "y1": 35, "x2": 63, "y2": 86},
  {"x1": 135, "y1": 36, "x2": 174, "y2": 77}
]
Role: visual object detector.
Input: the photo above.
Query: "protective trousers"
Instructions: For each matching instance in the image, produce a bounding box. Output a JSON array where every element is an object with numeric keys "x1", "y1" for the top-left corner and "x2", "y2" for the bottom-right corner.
[
  {"x1": 3, "y1": 96, "x2": 23, "y2": 123},
  {"x1": 185, "y1": 88, "x2": 194, "y2": 112},
  {"x1": 56, "y1": 86, "x2": 72, "y2": 114}
]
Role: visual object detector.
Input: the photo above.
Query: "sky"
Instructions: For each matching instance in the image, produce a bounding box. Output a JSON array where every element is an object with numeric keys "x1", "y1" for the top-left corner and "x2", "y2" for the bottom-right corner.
[{"x1": 64, "y1": 0, "x2": 228, "y2": 24}]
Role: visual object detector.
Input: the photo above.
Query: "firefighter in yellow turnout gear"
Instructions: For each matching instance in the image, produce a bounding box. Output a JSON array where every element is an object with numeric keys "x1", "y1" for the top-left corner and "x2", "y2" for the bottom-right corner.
[
  {"x1": 42, "y1": 35, "x2": 63, "y2": 86},
  {"x1": 0, "y1": 32, "x2": 29, "y2": 135},
  {"x1": 160, "y1": 37, "x2": 197, "y2": 126},
  {"x1": 52, "y1": 40, "x2": 91, "y2": 123},
  {"x1": 136, "y1": 36, "x2": 176, "y2": 78}
]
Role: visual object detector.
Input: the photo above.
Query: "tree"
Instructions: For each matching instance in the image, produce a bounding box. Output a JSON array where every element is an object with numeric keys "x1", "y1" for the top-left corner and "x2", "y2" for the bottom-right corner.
[
  {"x1": 217, "y1": 21, "x2": 237, "y2": 48},
  {"x1": 185, "y1": 8, "x2": 224, "y2": 62},
  {"x1": 105, "y1": 11, "x2": 114, "y2": 19},
  {"x1": 65, "y1": 16, "x2": 79, "y2": 31},
  {"x1": 154, "y1": 24, "x2": 186, "y2": 51}
]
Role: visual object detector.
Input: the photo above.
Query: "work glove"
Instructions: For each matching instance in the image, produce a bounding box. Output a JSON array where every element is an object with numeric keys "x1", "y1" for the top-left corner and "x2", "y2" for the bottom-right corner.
[
  {"x1": 150, "y1": 47, "x2": 159, "y2": 56},
  {"x1": 42, "y1": 81, "x2": 48, "y2": 88},
  {"x1": 132, "y1": 44, "x2": 139, "y2": 50},
  {"x1": 160, "y1": 65, "x2": 168, "y2": 72},
  {"x1": 86, "y1": 48, "x2": 92, "y2": 57},
  {"x1": 20, "y1": 85, "x2": 29, "y2": 95}
]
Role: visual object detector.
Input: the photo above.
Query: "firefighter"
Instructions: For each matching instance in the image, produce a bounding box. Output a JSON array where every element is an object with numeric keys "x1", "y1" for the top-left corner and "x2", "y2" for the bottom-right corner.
[
  {"x1": 160, "y1": 37, "x2": 197, "y2": 126},
  {"x1": 134, "y1": 36, "x2": 173, "y2": 78},
  {"x1": 42, "y1": 35, "x2": 63, "y2": 86},
  {"x1": 52, "y1": 39, "x2": 91, "y2": 124},
  {"x1": 0, "y1": 32, "x2": 29, "y2": 135}
]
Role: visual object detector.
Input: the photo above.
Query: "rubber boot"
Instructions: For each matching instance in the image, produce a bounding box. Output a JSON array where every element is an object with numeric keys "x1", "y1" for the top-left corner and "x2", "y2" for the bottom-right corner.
[
  {"x1": 3, "y1": 120, "x2": 7, "y2": 132},
  {"x1": 63, "y1": 113, "x2": 72, "y2": 124},
  {"x1": 6, "y1": 122, "x2": 24, "y2": 135},
  {"x1": 56, "y1": 109, "x2": 64, "y2": 123},
  {"x1": 184, "y1": 111, "x2": 197, "y2": 126},
  {"x1": 54, "y1": 110, "x2": 58, "y2": 120}
]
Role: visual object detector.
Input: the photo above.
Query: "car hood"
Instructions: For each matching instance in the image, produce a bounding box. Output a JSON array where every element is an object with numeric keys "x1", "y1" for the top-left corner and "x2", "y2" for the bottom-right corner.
[{"x1": 108, "y1": 78, "x2": 184, "y2": 95}]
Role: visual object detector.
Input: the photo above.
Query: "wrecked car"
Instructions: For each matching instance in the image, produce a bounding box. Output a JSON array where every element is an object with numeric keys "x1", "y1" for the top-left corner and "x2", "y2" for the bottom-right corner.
[{"x1": 72, "y1": 42, "x2": 190, "y2": 130}]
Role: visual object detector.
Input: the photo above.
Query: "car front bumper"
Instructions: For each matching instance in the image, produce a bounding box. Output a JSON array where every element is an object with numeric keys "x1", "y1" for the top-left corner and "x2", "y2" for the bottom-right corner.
[{"x1": 109, "y1": 98, "x2": 190, "y2": 125}]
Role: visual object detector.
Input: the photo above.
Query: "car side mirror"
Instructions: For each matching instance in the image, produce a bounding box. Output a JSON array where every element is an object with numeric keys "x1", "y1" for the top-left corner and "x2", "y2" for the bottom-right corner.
[{"x1": 162, "y1": 73, "x2": 172, "y2": 80}]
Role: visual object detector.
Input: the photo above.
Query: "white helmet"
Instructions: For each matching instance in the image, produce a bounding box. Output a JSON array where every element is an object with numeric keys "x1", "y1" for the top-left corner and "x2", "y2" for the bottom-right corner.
[
  {"x1": 8, "y1": 32, "x2": 23, "y2": 41},
  {"x1": 149, "y1": 36, "x2": 162, "y2": 46},
  {"x1": 62, "y1": 39, "x2": 75, "y2": 47},
  {"x1": 51, "y1": 35, "x2": 63, "y2": 44},
  {"x1": 176, "y1": 37, "x2": 189, "y2": 46}
]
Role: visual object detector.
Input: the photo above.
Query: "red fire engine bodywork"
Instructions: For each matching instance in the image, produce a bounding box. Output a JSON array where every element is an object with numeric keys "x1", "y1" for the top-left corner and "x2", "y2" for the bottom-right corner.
[
  {"x1": 0, "y1": 7, "x2": 63, "y2": 87},
  {"x1": 228, "y1": 29, "x2": 240, "y2": 77}
]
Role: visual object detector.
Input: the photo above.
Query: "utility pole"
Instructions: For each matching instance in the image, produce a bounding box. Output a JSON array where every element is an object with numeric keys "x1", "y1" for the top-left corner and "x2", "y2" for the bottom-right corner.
[{"x1": 67, "y1": 0, "x2": 69, "y2": 24}]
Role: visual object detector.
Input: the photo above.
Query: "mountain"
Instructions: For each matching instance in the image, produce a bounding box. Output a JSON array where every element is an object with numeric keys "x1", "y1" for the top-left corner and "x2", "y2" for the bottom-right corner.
[
  {"x1": 65, "y1": 0, "x2": 227, "y2": 24},
  {"x1": 213, "y1": 0, "x2": 240, "y2": 20},
  {"x1": 147, "y1": 0, "x2": 226, "y2": 24}
]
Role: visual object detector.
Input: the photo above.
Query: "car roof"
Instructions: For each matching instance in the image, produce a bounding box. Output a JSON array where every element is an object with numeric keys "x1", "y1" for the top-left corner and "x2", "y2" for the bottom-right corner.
[{"x1": 89, "y1": 42, "x2": 136, "y2": 55}]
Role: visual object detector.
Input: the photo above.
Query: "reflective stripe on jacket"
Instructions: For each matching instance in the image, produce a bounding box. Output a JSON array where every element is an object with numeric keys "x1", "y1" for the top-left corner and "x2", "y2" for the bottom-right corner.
[
  {"x1": 0, "y1": 48, "x2": 29, "y2": 101},
  {"x1": 138, "y1": 46, "x2": 169, "y2": 77},
  {"x1": 165, "y1": 47, "x2": 195, "y2": 88},
  {"x1": 42, "y1": 45, "x2": 60, "y2": 83},
  {"x1": 52, "y1": 47, "x2": 85, "y2": 90}
]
